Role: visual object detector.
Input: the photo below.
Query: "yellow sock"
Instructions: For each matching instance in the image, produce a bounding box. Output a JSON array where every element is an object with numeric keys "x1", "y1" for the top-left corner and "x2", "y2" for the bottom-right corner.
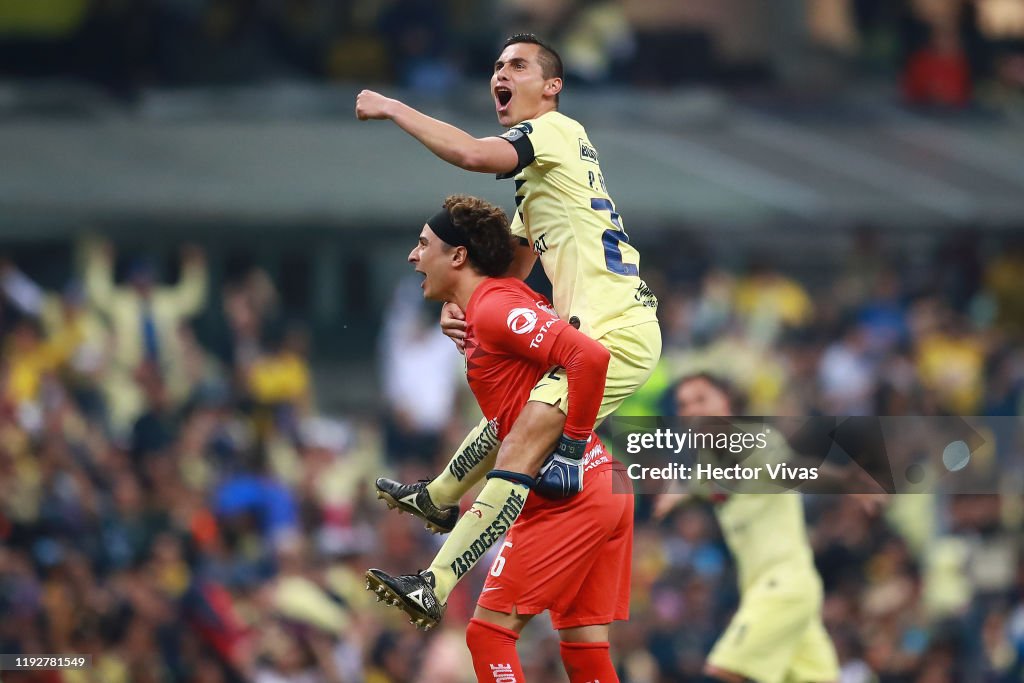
[
  {"x1": 427, "y1": 476, "x2": 530, "y2": 603},
  {"x1": 426, "y1": 417, "x2": 500, "y2": 505}
]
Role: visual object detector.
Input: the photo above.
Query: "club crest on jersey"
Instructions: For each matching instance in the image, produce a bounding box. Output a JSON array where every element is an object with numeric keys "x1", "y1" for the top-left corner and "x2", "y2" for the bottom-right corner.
[
  {"x1": 578, "y1": 138, "x2": 599, "y2": 164},
  {"x1": 502, "y1": 122, "x2": 533, "y2": 142},
  {"x1": 506, "y1": 308, "x2": 538, "y2": 334}
]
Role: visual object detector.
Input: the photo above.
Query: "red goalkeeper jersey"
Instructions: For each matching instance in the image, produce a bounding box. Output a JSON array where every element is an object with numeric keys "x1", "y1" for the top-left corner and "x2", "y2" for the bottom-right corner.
[{"x1": 463, "y1": 277, "x2": 609, "y2": 444}]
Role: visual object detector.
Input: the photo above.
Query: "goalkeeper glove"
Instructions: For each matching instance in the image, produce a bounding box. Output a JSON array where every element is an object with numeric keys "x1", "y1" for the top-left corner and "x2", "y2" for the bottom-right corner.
[{"x1": 534, "y1": 434, "x2": 590, "y2": 499}]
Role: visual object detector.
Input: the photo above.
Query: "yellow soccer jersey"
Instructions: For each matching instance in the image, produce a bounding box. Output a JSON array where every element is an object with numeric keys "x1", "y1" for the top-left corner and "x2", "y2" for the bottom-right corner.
[
  {"x1": 713, "y1": 492, "x2": 816, "y2": 593},
  {"x1": 497, "y1": 111, "x2": 658, "y2": 339},
  {"x1": 692, "y1": 435, "x2": 817, "y2": 592}
]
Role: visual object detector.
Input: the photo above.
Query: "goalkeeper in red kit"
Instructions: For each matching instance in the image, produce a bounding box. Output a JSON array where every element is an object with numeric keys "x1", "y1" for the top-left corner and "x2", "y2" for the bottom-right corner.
[{"x1": 366, "y1": 194, "x2": 633, "y2": 683}]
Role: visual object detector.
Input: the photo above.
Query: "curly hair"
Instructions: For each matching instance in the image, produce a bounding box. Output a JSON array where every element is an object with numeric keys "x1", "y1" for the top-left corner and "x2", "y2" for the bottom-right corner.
[{"x1": 442, "y1": 194, "x2": 515, "y2": 277}]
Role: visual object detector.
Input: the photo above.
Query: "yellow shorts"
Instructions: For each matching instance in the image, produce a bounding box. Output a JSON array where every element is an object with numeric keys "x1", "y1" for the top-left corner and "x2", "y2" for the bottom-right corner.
[
  {"x1": 708, "y1": 572, "x2": 839, "y2": 683},
  {"x1": 528, "y1": 320, "x2": 662, "y2": 424}
]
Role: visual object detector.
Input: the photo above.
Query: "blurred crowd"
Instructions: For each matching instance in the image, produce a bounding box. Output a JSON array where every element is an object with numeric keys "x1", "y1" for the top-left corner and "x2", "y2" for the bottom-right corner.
[
  {"x1": 0, "y1": 227, "x2": 1022, "y2": 683},
  {"x1": 0, "y1": 237, "x2": 379, "y2": 683},
  {"x1": 1, "y1": 4, "x2": 1023, "y2": 682},
  {"x1": 621, "y1": 228, "x2": 1024, "y2": 682},
  {"x1": 1, "y1": 0, "x2": 1022, "y2": 105},
  {"x1": 641, "y1": 228, "x2": 1024, "y2": 420}
]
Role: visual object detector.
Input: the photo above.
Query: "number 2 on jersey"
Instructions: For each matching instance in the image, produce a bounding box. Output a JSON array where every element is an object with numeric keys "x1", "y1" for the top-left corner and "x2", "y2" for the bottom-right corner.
[{"x1": 591, "y1": 198, "x2": 638, "y2": 276}]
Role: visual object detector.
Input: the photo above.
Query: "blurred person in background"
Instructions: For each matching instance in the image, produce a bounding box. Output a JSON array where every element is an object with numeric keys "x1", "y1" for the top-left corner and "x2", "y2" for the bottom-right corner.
[
  {"x1": 378, "y1": 276, "x2": 463, "y2": 465},
  {"x1": 0, "y1": 259, "x2": 110, "y2": 424},
  {"x1": 902, "y1": 19, "x2": 974, "y2": 108},
  {"x1": 899, "y1": 0, "x2": 993, "y2": 109},
  {"x1": 222, "y1": 267, "x2": 280, "y2": 381},
  {"x1": 498, "y1": 0, "x2": 635, "y2": 85},
  {"x1": 83, "y1": 237, "x2": 208, "y2": 439},
  {"x1": 732, "y1": 260, "x2": 814, "y2": 348},
  {"x1": 910, "y1": 300, "x2": 986, "y2": 415},
  {"x1": 245, "y1": 320, "x2": 315, "y2": 443},
  {"x1": 983, "y1": 238, "x2": 1024, "y2": 338},
  {"x1": 250, "y1": 534, "x2": 355, "y2": 683},
  {"x1": 818, "y1": 319, "x2": 877, "y2": 416},
  {"x1": 0, "y1": 314, "x2": 74, "y2": 435},
  {"x1": 358, "y1": 34, "x2": 660, "y2": 556},
  {"x1": 653, "y1": 372, "x2": 886, "y2": 683},
  {"x1": 377, "y1": 0, "x2": 461, "y2": 92}
]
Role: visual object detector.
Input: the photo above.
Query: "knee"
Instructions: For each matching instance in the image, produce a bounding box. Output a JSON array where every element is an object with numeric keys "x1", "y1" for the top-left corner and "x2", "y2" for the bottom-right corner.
[
  {"x1": 496, "y1": 402, "x2": 564, "y2": 467},
  {"x1": 466, "y1": 617, "x2": 519, "y2": 653}
]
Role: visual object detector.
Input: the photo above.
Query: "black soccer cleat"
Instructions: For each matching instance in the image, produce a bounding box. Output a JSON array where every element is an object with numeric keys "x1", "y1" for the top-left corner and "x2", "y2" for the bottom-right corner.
[
  {"x1": 375, "y1": 478, "x2": 458, "y2": 534},
  {"x1": 365, "y1": 568, "x2": 445, "y2": 631}
]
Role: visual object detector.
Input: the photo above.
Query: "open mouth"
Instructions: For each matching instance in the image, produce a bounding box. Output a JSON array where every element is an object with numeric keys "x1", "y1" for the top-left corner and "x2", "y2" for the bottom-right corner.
[{"x1": 495, "y1": 87, "x2": 512, "y2": 110}]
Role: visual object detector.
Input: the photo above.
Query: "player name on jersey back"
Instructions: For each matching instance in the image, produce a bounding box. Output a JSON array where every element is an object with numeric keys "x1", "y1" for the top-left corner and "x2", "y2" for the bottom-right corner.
[{"x1": 499, "y1": 110, "x2": 658, "y2": 339}]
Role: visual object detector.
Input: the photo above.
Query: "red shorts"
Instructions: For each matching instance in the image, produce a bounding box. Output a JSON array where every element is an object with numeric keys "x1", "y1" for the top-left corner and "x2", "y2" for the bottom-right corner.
[{"x1": 477, "y1": 465, "x2": 634, "y2": 630}]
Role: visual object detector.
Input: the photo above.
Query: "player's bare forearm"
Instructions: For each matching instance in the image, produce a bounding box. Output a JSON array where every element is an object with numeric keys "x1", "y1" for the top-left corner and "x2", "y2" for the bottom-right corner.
[
  {"x1": 391, "y1": 104, "x2": 518, "y2": 173},
  {"x1": 83, "y1": 237, "x2": 116, "y2": 313},
  {"x1": 798, "y1": 462, "x2": 889, "y2": 513},
  {"x1": 390, "y1": 101, "x2": 479, "y2": 168},
  {"x1": 357, "y1": 91, "x2": 517, "y2": 173},
  {"x1": 495, "y1": 400, "x2": 565, "y2": 476},
  {"x1": 813, "y1": 462, "x2": 858, "y2": 490},
  {"x1": 788, "y1": 460, "x2": 889, "y2": 502},
  {"x1": 652, "y1": 491, "x2": 691, "y2": 521}
]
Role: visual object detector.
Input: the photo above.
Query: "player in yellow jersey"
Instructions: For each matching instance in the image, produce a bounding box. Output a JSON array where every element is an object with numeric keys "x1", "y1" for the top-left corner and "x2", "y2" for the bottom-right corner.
[
  {"x1": 653, "y1": 373, "x2": 886, "y2": 683},
  {"x1": 356, "y1": 34, "x2": 659, "y2": 566}
]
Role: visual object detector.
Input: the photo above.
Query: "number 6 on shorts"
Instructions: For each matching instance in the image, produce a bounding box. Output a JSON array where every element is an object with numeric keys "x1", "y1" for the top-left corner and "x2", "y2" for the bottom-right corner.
[{"x1": 490, "y1": 542, "x2": 514, "y2": 577}]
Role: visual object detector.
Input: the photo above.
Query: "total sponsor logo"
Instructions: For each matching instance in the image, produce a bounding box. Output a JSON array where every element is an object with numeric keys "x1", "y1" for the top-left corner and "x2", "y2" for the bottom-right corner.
[
  {"x1": 506, "y1": 308, "x2": 538, "y2": 335},
  {"x1": 528, "y1": 318, "x2": 558, "y2": 349}
]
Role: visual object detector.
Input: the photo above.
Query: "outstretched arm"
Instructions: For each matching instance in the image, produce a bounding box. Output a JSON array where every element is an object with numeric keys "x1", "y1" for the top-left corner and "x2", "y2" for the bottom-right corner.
[
  {"x1": 168, "y1": 245, "x2": 209, "y2": 317},
  {"x1": 356, "y1": 90, "x2": 519, "y2": 174},
  {"x1": 652, "y1": 491, "x2": 693, "y2": 521},
  {"x1": 0, "y1": 261, "x2": 45, "y2": 316},
  {"x1": 83, "y1": 237, "x2": 116, "y2": 315}
]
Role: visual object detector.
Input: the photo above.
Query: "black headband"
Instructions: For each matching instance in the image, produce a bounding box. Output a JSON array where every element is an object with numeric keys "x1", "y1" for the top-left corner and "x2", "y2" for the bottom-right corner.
[{"x1": 427, "y1": 207, "x2": 471, "y2": 249}]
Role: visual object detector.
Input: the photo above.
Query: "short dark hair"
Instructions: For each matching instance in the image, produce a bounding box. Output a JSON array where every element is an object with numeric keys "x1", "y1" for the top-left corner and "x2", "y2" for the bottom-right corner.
[
  {"x1": 442, "y1": 194, "x2": 515, "y2": 277},
  {"x1": 502, "y1": 33, "x2": 563, "y2": 104},
  {"x1": 674, "y1": 372, "x2": 748, "y2": 415}
]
